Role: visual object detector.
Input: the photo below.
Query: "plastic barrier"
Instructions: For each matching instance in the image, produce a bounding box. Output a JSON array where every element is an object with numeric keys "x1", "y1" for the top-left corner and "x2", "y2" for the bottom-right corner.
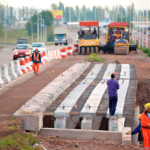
[
  {"x1": 14, "y1": 60, "x2": 23, "y2": 77},
  {"x1": 19, "y1": 58, "x2": 28, "y2": 74},
  {"x1": 0, "y1": 68, "x2": 5, "y2": 88},
  {"x1": 25, "y1": 56, "x2": 32, "y2": 72},
  {"x1": 46, "y1": 50, "x2": 51, "y2": 61},
  {"x1": 8, "y1": 61, "x2": 17, "y2": 80},
  {"x1": 41, "y1": 51, "x2": 45, "y2": 65},
  {"x1": 73, "y1": 44, "x2": 78, "y2": 53},
  {"x1": 1, "y1": 63, "x2": 11, "y2": 84},
  {"x1": 48, "y1": 50, "x2": 62, "y2": 59},
  {"x1": 67, "y1": 47, "x2": 73, "y2": 55},
  {"x1": 61, "y1": 48, "x2": 67, "y2": 59},
  {"x1": 30, "y1": 55, "x2": 33, "y2": 68},
  {"x1": 47, "y1": 50, "x2": 52, "y2": 60},
  {"x1": 43, "y1": 50, "x2": 47, "y2": 63}
]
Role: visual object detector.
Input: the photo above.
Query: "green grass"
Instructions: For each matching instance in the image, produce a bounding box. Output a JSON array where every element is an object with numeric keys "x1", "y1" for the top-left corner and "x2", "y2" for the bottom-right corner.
[
  {"x1": 0, "y1": 46, "x2": 4, "y2": 49},
  {"x1": 7, "y1": 126, "x2": 17, "y2": 131},
  {"x1": 0, "y1": 132, "x2": 39, "y2": 150},
  {"x1": 138, "y1": 45, "x2": 150, "y2": 57},
  {"x1": 45, "y1": 42, "x2": 55, "y2": 46},
  {"x1": 11, "y1": 116, "x2": 16, "y2": 120},
  {"x1": 86, "y1": 53, "x2": 104, "y2": 62}
]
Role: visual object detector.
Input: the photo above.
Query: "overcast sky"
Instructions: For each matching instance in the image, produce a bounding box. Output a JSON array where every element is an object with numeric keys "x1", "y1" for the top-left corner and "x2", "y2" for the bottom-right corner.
[{"x1": 1, "y1": 0, "x2": 132, "y2": 8}]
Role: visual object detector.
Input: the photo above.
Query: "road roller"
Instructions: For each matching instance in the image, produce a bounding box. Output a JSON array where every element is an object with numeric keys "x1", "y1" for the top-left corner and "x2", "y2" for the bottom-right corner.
[
  {"x1": 78, "y1": 21, "x2": 101, "y2": 55},
  {"x1": 100, "y1": 22, "x2": 137, "y2": 55}
]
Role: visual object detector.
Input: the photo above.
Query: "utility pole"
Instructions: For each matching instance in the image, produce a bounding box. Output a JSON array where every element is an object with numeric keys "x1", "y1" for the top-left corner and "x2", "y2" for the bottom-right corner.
[
  {"x1": 146, "y1": 0, "x2": 148, "y2": 48},
  {"x1": 42, "y1": 19, "x2": 44, "y2": 43},
  {"x1": 35, "y1": 14, "x2": 39, "y2": 42},
  {"x1": 70, "y1": 7, "x2": 71, "y2": 22},
  {"x1": 95, "y1": 7, "x2": 96, "y2": 21},
  {"x1": 4, "y1": 7, "x2": 7, "y2": 43}
]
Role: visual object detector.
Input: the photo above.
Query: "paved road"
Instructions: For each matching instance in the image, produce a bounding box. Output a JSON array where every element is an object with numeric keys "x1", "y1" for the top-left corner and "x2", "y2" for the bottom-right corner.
[{"x1": 0, "y1": 32, "x2": 77, "y2": 66}]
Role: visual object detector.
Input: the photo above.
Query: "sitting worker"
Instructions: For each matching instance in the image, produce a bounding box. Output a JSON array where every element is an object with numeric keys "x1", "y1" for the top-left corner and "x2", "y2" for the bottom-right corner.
[
  {"x1": 110, "y1": 32, "x2": 115, "y2": 53},
  {"x1": 81, "y1": 30, "x2": 85, "y2": 38},
  {"x1": 92, "y1": 28, "x2": 97, "y2": 38},
  {"x1": 131, "y1": 114, "x2": 143, "y2": 142},
  {"x1": 109, "y1": 28, "x2": 114, "y2": 34},
  {"x1": 141, "y1": 103, "x2": 150, "y2": 150},
  {"x1": 122, "y1": 29, "x2": 127, "y2": 37},
  {"x1": 117, "y1": 28, "x2": 121, "y2": 34}
]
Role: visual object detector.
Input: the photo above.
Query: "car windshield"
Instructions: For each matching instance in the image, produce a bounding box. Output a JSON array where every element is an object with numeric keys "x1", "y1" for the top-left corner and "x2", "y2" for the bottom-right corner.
[
  {"x1": 16, "y1": 45, "x2": 29, "y2": 49},
  {"x1": 32, "y1": 44, "x2": 44, "y2": 47}
]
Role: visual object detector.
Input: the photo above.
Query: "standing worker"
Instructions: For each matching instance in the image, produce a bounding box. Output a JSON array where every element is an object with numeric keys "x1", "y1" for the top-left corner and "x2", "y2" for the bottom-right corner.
[
  {"x1": 110, "y1": 32, "x2": 115, "y2": 53},
  {"x1": 131, "y1": 114, "x2": 143, "y2": 142},
  {"x1": 32, "y1": 48, "x2": 41, "y2": 75},
  {"x1": 107, "y1": 73, "x2": 119, "y2": 117},
  {"x1": 141, "y1": 103, "x2": 150, "y2": 150}
]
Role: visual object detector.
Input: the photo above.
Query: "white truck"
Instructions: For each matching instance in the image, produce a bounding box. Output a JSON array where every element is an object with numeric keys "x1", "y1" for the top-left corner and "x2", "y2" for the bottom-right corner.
[{"x1": 54, "y1": 26, "x2": 68, "y2": 45}]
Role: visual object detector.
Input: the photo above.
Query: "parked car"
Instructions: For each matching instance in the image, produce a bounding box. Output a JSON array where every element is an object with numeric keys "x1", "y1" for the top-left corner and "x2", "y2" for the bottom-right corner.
[
  {"x1": 13, "y1": 44, "x2": 32, "y2": 60},
  {"x1": 31, "y1": 43, "x2": 46, "y2": 53}
]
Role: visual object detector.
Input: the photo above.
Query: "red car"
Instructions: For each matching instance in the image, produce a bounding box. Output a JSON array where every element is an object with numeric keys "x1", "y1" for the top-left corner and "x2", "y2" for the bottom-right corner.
[{"x1": 13, "y1": 44, "x2": 32, "y2": 60}]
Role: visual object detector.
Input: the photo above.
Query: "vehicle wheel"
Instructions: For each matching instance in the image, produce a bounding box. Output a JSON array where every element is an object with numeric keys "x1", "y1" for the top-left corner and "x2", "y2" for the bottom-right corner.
[
  {"x1": 81, "y1": 47, "x2": 85, "y2": 55},
  {"x1": 95, "y1": 47, "x2": 99, "y2": 54},
  {"x1": 13, "y1": 58, "x2": 17, "y2": 60},
  {"x1": 55, "y1": 43, "x2": 58, "y2": 46},
  {"x1": 60, "y1": 43, "x2": 62, "y2": 45},
  {"x1": 91, "y1": 47, "x2": 94, "y2": 54},
  {"x1": 86, "y1": 47, "x2": 90, "y2": 55}
]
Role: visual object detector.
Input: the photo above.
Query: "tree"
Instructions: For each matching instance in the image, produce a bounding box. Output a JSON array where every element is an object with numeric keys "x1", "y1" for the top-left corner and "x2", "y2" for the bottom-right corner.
[
  {"x1": 0, "y1": 23, "x2": 3, "y2": 36},
  {"x1": 51, "y1": 3, "x2": 58, "y2": 10},
  {"x1": 26, "y1": 10, "x2": 54, "y2": 37}
]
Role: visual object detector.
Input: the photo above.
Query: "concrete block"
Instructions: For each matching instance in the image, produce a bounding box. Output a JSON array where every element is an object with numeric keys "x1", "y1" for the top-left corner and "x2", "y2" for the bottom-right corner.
[
  {"x1": 14, "y1": 60, "x2": 23, "y2": 77},
  {"x1": 122, "y1": 127, "x2": 131, "y2": 146},
  {"x1": 20, "y1": 104, "x2": 45, "y2": 112},
  {"x1": 13, "y1": 110, "x2": 43, "y2": 132},
  {"x1": 1, "y1": 63, "x2": 11, "y2": 84},
  {"x1": 0, "y1": 67, "x2": 5, "y2": 88},
  {"x1": 81, "y1": 118, "x2": 93, "y2": 130},
  {"x1": 54, "y1": 117, "x2": 66, "y2": 129},
  {"x1": 67, "y1": 116, "x2": 80, "y2": 129},
  {"x1": 92, "y1": 116, "x2": 103, "y2": 130},
  {"x1": 39, "y1": 128, "x2": 122, "y2": 141},
  {"x1": 8, "y1": 61, "x2": 18, "y2": 80}
]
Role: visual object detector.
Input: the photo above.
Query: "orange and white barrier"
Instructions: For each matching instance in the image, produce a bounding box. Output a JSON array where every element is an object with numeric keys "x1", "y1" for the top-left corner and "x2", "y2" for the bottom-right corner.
[
  {"x1": 61, "y1": 48, "x2": 67, "y2": 59},
  {"x1": 43, "y1": 50, "x2": 47, "y2": 63},
  {"x1": 67, "y1": 47, "x2": 73, "y2": 55},
  {"x1": 49, "y1": 50, "x2": 62, "y2": 59},
  {"x1": 30, "y1": 55, "x2": 33, "y2": 68},
  {"x1": 73, "y1": 44, "x2": 78, "y2": 53},
  {"x1": 25, "y1": 56, "x2": 32, "y2": 72},
  {"x1": 19, "y1": 58, "x2": 28, "y2": 74},
  {"x1": 40, "y1": 51, "x2": 45, "y2": 65}
]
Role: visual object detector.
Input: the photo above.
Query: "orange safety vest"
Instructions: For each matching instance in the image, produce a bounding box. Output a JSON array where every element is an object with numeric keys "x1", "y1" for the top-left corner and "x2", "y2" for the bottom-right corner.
[
  {"x1": 34, "y1": 52, "x2": 39, "y2": 62},
  {"x1": 141, "y1": 111, "x2": 150, "y2": 150}
]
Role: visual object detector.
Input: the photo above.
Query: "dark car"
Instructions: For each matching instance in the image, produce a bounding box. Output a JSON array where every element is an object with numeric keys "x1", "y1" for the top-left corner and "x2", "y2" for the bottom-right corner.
[{"x1": 13, "y1": 44, "x2": 32, "y2": 60}]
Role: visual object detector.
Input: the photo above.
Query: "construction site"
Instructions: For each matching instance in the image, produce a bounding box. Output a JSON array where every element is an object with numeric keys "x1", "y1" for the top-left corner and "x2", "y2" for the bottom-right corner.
[{"x1": 0, "y1": 0, "x2": 150, "y2": 149}]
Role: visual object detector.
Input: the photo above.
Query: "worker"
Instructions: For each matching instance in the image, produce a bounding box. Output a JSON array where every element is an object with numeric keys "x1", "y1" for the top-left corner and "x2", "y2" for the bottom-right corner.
[
  {"x1": 122, "y1": 29, "x2": 127, "y2": 37},
  {"x1": 110, "y1": 32, "x2": 115, "y2": 53},
  {"x1": 141, "y1": 103, "x2": 150, "y2": 150},
  {"x1": 117, "y1": 28, "x2": 121, "y2": 34},
  {"x1": 93, "y1": 28, "x2": 97, "y2": 38},
  {"x1": 107, "y1": 73, "x2": 119, "y2": 117},
  {"x1": 131, "y1": 114, "x2": 143, "y2": 142},
  {"x1": 32, "y1": 48, "x2": 41, "y2": 75}
]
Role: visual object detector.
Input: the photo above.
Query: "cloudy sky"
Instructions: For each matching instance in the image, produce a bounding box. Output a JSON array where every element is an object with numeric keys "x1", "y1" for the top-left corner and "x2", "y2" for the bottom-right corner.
[{"x1": 1, "y1": 0, "x2": 132, "y2": 8}]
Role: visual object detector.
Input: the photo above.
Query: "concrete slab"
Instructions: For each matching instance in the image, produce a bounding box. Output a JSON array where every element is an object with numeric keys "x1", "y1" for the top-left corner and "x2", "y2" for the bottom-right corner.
[
  {"x1": 122, "y1": 127, "x2": 131, "y2": 146},
  {"x1": 39, "y1": 128, "x2": 122, "y2": 141},
  {"x1": 14, "y1": 110, "x2": 43, "y2": 132}
]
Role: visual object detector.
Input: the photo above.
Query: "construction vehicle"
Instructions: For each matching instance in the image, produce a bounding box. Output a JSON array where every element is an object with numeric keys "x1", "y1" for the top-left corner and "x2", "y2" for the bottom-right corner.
[
  {"x1": 78, "y1": 21, "x2": 100, "y2": 55},
  {"x1": 101, "y1": 22, "x2": 137, "y2": 55},
  {"x1": 54, "y1": 26, "x2": 68, "y2": 45},
  {"x1": 78, "y1": 21, "x2": 137, "y2": 55}
]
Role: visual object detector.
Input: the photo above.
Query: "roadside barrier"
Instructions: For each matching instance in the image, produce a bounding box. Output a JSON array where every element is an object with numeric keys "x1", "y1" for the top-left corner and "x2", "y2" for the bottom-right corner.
[
  {"x1": 73, "y1": 44, "x2": 78, "y2": 53},
  {"x1": 25, "y1": 56, "x2": 32, "y2": 72},
  {"x1": 43, "y1": 50, "x2": 47, "y2": 63},
  {"x1": 19, "y1": 58, "x2": 28, "y2": 74},
  {"x1": 46, "y1": 50, "x2": 51, "y2": 61},
  {"x1": 0, "y1": 68, "x2": 5, "y2": 88},
  {"x1": 1, "y1": 63, "x2": 11, "y2": 84},
  {"x1": 14, "y1": 60, "x2": 23, "y2": 77},
  {"x1": 67, "y1": 47, "x2": 73, "y2": 55},
  {"x1": 41, "y1": 51, "x2": 45, "y2": 65},
  {"x1": 8, "y1": 61, "x2": 17, "y2": 80},
  {"x1": 48, "y1": 50, "x2": 62, "y2": 59},
  {"x1": 61, "y1": 48, "x2": 67, "y2": 59},
  {"x1": 30, "y1": 55, "x2": 33, "y2": 68}
]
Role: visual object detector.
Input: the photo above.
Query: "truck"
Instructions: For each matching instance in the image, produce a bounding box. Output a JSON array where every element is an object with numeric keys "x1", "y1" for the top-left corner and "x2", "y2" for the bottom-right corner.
[
  {"x1": 54, "y1": 26, "x2": 68, "y2": 45},
  {"x1": 17, "y1": 39, "x2": 28, "y2": 44}
]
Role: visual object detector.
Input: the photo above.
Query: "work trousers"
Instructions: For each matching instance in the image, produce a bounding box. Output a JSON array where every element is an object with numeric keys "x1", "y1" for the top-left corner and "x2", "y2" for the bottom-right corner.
[
  {"x1": 109, "y1": 96, "x2": 118, "y2": 116},
  {"x1": 33, "y1": 63, "x2": 39, "y2": 74},
  {"x1": 110, "y1": 41, "x2": 114, "y2": 53}
]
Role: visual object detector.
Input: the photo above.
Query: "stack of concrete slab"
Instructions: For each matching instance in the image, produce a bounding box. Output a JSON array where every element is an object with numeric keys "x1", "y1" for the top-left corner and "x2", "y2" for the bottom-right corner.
[{"x1": 13, "y1": 62, "x2": 90, "y2": 132}]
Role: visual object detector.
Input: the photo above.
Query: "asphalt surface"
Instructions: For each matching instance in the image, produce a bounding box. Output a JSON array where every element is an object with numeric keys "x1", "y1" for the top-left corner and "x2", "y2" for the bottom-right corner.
[{"x1": 0, "y1": 32, "x2": 77, "y2": 66}]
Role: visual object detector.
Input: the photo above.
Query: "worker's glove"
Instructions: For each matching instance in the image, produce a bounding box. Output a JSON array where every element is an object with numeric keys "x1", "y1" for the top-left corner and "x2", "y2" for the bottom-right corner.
[{"x1": 126, "y1": 131, "x2": 131, "y2": 135}]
